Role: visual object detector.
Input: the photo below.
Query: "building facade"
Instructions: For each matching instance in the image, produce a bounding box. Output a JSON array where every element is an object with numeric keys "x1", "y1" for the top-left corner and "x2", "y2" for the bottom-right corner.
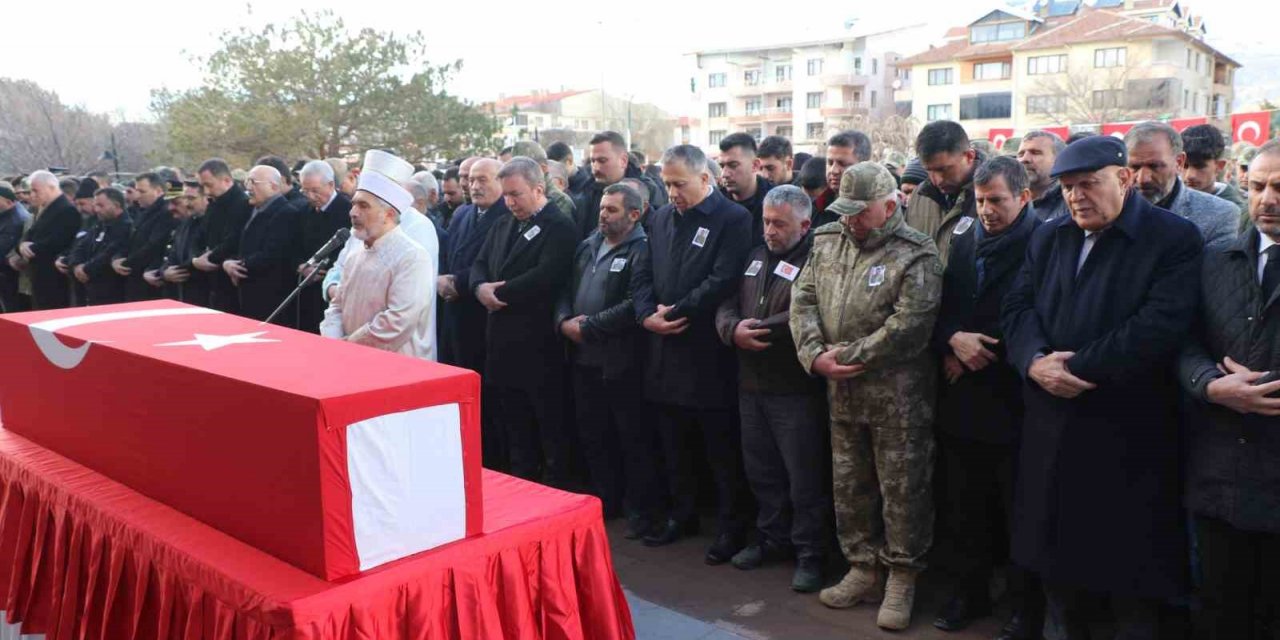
[
  {"x1": 893, "y1": 0, "x2": 1239, "y2": 140},
  {"x1": 677, "y1": 24, "x2": 931, "y2": 155},
  {"x1": 486, "y1": 89, "x2": 674, "y2": 159}
]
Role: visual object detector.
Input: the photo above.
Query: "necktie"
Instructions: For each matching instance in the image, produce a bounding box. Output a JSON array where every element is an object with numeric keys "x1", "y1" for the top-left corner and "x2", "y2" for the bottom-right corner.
[
  {"x1": 1076, "y1": 232, "x2": 1097, "y2": 276},
  {"x1": 1262, "y1": 245, "x2": 1280, "y2": 300}
]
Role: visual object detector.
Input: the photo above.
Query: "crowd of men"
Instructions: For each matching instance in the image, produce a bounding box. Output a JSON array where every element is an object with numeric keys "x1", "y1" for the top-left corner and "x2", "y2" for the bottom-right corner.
[{"x1": 2, "y1": 118, "x2": 1278, "y2": 639}]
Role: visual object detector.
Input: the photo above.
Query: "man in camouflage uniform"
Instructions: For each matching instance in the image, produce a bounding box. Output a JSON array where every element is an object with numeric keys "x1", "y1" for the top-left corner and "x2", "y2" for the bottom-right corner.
[{"x1": 790, "y1": 162, "x2": 943, "y2": 631}]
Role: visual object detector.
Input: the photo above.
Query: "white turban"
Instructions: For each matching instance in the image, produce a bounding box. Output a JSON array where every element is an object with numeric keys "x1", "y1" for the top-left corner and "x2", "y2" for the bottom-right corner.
[{"x1": 356, "y1": 150, "x2": 414, "y2": 214}]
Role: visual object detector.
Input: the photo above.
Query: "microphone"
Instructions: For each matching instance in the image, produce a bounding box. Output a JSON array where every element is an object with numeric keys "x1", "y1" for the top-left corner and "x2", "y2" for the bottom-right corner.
[{"x1": 305, "y1": 228, "x2": 350, "y2": 268}]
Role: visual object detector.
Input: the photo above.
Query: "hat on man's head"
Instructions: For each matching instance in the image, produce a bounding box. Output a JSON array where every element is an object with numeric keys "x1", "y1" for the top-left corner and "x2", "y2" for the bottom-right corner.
[
  {"x1": 74, "y1": 179, "x2": 98, "y2": 200},
  {"x1": 1050, "y1": 135, "x2": 1128, "y2": 178},
  {"x1": 900, "y1": 158, "x2": 927, "y2": 186},
  {"x1": 1239, "y1": 144, "x2": 1261, "y2": 168},
  {"x1": 356, "y1": 149, "x2": 414, "y2": 214},
  {"x1": 827, "y1": 162, "x2": 898, "y2": 217},
  {"x1": 510, "y1": 140, "x2": 548, "y2": 164},
  {"x1": 883, "y1": 150, "x2": 908, "y2": 172},
  {"x1": 0, "y1": 185, "x2": 16, "y2": 202}
]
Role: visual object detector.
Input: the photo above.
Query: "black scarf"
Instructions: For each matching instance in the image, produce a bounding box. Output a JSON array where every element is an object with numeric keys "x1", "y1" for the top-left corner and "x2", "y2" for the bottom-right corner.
[{"x1": 974, "y1": 205, "x2": 1037, "y2": 283}]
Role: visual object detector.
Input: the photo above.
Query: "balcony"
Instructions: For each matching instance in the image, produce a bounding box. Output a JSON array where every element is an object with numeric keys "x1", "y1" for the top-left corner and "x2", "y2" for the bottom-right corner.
[
  {"x1": 729, "y1": 113, "x2": 765, "y2": 125},
  {"x1": 731, "y1": 83, "x2": 767, "y2": 97},
  {"x1": 730, "y1": 107, "x2": 792, "y2": 125},
  {"x1": 822, "y1": 72, "x2": 870, "y2": 88},
  {"x1": 821, "y1": 104, "x2": 870, "y2": 118}
]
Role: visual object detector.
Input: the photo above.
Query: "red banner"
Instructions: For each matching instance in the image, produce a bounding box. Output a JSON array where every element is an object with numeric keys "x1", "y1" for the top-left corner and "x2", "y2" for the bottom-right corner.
[
  {"x1": 1232, "y1": 111, "x2": 1272, "y2": 145},
  {"x1": 988, "y1": 128, "x2": 1014, "y2": 150},
  {"x1": 1170, "y1": 117, "x2": 1207, "y2": 132},
  {"x1": 1042, "y1": 126, "x2": 1070, "y2": 141},
  {"x1": 1101, "y1": 123, "x2": 1134, "y2": 139}
]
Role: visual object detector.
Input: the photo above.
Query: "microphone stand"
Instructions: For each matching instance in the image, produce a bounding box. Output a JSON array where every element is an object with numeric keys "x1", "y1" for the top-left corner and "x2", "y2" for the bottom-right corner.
[{"x1": 261, "y1": 258, "x2": 330, "y2": 327}]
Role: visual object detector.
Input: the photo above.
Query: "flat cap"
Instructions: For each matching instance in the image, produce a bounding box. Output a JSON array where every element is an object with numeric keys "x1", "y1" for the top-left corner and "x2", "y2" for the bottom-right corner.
[
  {"x1": 1050, "y1": 135, "x2": 1127, "y2": 178},
  {"x1": 827, "y1": 162, "x2": 897, "y2": 217}
]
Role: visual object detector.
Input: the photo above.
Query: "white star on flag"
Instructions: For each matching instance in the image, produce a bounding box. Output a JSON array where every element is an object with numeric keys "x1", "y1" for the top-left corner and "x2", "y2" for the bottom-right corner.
[{"x1": 155, "y1": 331, "x2": 280, "y2": 351}]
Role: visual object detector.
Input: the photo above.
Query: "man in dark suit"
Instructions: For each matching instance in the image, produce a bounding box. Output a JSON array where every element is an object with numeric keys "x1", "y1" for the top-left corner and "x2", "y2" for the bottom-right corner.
[
  {"x1": 1001, "y1": 135, "x2": 1203, "y2": 638},
  {"x1": 932, "y1": 156, "x2": 1044, "y2": 638},
  {"x1": 70, "y1": 187, "x2": 132, "y2": 306},
  {"x1": 112, "y1": 172, "x2": 176, "y2": 302},
  {"x1": 469, "y1": 157, "x2": 577, "y2": 483},
  {"x1": 294, "y1": 160, "x2": 351, "y2": 333},
  {"x1": 193, "y1": 159, "x2": 252, "y2": 314},
  {"x1": 634, "y1": 144, "x2": 752, "y2": 564},
  {"x1": 152, "y1": 183, "x2": 210, "y2": 307},
  {"x1": 222, "y1": 165, "x2": 293, "y2": 324},
  {"x1": 13, "y1": 171, "x2": 81, "y2": 309},
  {"x1": 439, "y1": 158, "x2": 505, "y2": 371}
]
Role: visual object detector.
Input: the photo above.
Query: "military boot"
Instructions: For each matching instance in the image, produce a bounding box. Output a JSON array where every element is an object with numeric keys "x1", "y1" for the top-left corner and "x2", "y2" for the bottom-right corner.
[
  {"x1": 818, "y1": 564, "x2": 882, "y2": 609},
  {"x1": 876, "y1": 567, "x2": 919, "y2": 630}
]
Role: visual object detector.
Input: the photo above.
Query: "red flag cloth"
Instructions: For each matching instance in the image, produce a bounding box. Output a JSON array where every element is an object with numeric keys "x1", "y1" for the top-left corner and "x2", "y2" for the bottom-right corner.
[
  {"x1": 1232, "y1": 111, "x2": 1272, "y2": 145},
  {"x1": 1042, "y1": 126, "x2": 1070, "y2": 141},
  {"x1": 0, "y1": 431, "x2": 635, "y2": 640},
  {"x1": 988, "y1": 128, "x2": 1015, "y2": 150},
  {"x1": 0, "y1": 301, "x2": 482, "y2": 581},
  {"x1": 1101, "y1": 123, "x2": 1134, "y2": 139},
  {"x1": 1170, "y1": 117, "x2": 1207, "y2": 132}
]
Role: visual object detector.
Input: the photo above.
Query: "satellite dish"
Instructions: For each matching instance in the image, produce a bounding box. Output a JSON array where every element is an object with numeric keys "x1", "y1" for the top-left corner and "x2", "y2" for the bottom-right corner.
[{"x1": 891, "y1": 79, "x2": 903, "y2": 90}]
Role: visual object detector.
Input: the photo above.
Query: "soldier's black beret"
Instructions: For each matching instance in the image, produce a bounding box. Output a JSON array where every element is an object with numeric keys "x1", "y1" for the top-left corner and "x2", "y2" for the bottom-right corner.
[{"x1": 1051, "y1": 135, "x2": 1128, "y2": 178}]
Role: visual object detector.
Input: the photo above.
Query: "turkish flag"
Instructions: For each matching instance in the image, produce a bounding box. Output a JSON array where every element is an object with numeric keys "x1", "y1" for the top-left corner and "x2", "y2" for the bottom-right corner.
[
  {"x1": 1102, "y1": 123, "x2": 1134, "y2": 139},
  {"x1": 1042, "y1": 126, "x2": 1070, "y2": 141},
  {"x1": 1170, "y1": 117, "x2": 1207, "y2": 132},
  {"x1": 1233, "y1": 111, "x2": 1272, "y2": 145},
  {"x1": 988, "y1": 128, "x2": 1015, "y2": 150},
  {"x1": 0, "y1": 301, "x2": 482, "y2": 581}
]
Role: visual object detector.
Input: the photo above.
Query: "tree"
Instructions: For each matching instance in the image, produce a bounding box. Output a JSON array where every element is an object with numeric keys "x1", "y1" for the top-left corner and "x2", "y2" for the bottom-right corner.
[
  {"x1": 828, "y1": 113, "x2": 920, "y2": 159},
  {"x1": 1028, "y1": 52, "x2": 1166, "y2": 126},
  {"x1": 152, "y1": 10, "x2": 498, "y2": 168}
]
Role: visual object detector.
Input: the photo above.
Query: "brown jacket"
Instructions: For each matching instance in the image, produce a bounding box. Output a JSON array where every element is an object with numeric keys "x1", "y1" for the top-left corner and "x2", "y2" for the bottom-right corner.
[{"x1": 904, "y1": 151, "x2": 984, "y2": 266}]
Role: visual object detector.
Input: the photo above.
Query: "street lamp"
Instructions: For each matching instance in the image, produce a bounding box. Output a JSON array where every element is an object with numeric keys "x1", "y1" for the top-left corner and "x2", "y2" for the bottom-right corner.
[{"x1": 99, "y1": 131, "x2": 120, "y2": 176}]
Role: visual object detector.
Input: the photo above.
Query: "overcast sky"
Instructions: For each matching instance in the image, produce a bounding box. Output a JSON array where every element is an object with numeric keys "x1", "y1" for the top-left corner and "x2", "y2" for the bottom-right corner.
[{"x1": 0, "y1": 0, "x2": 1270, "y2": 122}]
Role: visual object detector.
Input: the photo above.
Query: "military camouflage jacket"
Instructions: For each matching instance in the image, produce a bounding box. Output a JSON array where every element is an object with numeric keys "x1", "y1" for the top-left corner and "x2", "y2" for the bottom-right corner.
[{"x1": 790, "y1": 212, "x2": 943, "y2": 425}]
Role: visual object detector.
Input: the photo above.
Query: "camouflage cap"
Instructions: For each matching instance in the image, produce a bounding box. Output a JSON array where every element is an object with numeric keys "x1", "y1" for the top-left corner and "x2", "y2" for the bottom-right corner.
[
  {"x1": 827, "y1": 161, "x2": 897, "y2": 217},
  {"x1": 883, "y1": 150, "x2": 908, "y2": 171},
  {"x1": 1239, "y1": 144, "x2": 1261, "y2": 167},
  {"x1": 511, "y1": 140, "x2": 548, "y2": 164}
]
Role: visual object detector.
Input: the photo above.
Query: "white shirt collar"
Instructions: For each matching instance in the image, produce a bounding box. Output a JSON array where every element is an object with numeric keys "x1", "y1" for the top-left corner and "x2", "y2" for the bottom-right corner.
[
  {"x1": 321, "y1": 190, "x2": 338, "y2": 211},
  {"x1": 1261, "y1": 233, "x2": 1277, "y2": 256}
]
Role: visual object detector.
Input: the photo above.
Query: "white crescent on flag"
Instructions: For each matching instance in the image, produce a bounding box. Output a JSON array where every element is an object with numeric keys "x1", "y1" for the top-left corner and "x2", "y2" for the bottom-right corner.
[
  {"x1": 992, "y1": 134, "x2": 1008, "y2": 149},
  {"x1": 1238, "y1": 120, "x2": 1263, "y2": 145},
  {"x1": 28, "y1": 307, "x2": 220, "y2": 369}
]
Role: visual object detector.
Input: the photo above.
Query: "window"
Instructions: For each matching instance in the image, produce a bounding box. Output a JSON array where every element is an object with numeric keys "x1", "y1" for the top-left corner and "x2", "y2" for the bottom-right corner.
[
  {"x1": 959, "y1": 92, "x2": 1012, "y2": 119},
  {"x1": 928, "y1": 68, "x2": 954, "y2": 86},
  {"x1": 970, "y1": 21, "x2": 1025, "y2": 44},
  {"x1": 709, "y1": 130, "x2": 726, "y2": 145},
  {"x1": 973, "y1": 61, "x2": 1012, "y2": 80},
  {"x1": 744, "y1": 69, "x2": 762, "y2": 86},
  {"x1": 1186, "y1": 48, "x2": 1193, "y2": 69},
  {"x1": 1184, "y1": 89, "x2": 1190, "y2": 110},
  {"x1": 708, "y1": 102, "x2": 727, "y2": 118},
  {"x1": 1027, "y1": 54, "x2": 1067, "y2": 75},
  {"x1": 709, "y1": 73, "x2": 727, "y2": 88},
  {"x1": 1091, "y1": 89, "x2": 1122, "y2": 109},
  {"x1": 807, "y1": 58, "x2": 824, "y2": 76},
  {"x1": 854, "y1": 57, "x2": 862, "y2": 74},
  {"x1": 747, "y1": 127, "x2": 763, "y2": 141},
  {"x1": 1195, "y1": 52, "x2": 1202, "y2": 73},
  {"x1": 776, "y1": 125, "x2": 793, "y2": 138},
  {"x1": 853, "y1": 90, "x2": 862, "y2": 105},
  {"x1": 1026, "y1": 95, "x2": 1066, "y2": 114},
  {"x1": 806, "y1": 92, "x2": 823, "y2": 109},
  {"x1": 1094, "y1": 47, "x2": 1126, "y2": 68},
  {"x1": 870, "y1": 91, "x2": 877, "y2": 108},
  {"x1": 776, "y1": 97, "x2": 793, "y2": 112},
  {"x1": 896, "y1": 68, "x2": 911, "y2": 81},
  {"x1": 927, "y1": 104, "x2": 953, "y2": 122},
  {"x1": 775, "y1": 65, "x2": 792, "y2": 82},
  {"x1": 806, "y1": 123, "x2": 824, "y2": 139},
  {"x1": 745, "y1": 98, "x2": 763, "y2": 115},
  {"x1": 872, "y1": 59, "x2": 879, "y2": 75}
]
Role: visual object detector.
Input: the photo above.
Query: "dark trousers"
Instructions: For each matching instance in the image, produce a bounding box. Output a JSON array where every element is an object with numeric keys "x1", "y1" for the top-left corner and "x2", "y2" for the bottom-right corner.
[
  {"x1": 124, "y1": 274, "x2": 161, "y2": 302},
  {"x1": 655, "y1": 403, "x2": 749, "y2": 535},
  {"x1": 487, "y1": 384, "x2": 567, "y2": 485},
  {"x1": 30, "y1": 262, "x2": 68, "y2": 310},
  {"x1": 208, "y1": 271, "x2": 240, "y2": 314},
  {"x1": 739, "y1": 390, "x2": 830, "y2": 558},
  {"x1": 572, "y1": 365, "x2": 662, "y2": 518},
  {"x1": 1194, "y1": 515, "x2": 1280, "y2": 640},
  {"x1": 1045, "y1": 583, "x2": 1161, "y2": 640},
  {"x1": 0, "y1": 272, "x2": 27, "y2": 313}
]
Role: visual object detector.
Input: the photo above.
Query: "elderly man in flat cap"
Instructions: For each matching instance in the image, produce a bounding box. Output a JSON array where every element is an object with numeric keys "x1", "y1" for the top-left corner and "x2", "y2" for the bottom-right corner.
[{"x1": 1001, "y1": 135, "x2": 1203, "y2": 638}]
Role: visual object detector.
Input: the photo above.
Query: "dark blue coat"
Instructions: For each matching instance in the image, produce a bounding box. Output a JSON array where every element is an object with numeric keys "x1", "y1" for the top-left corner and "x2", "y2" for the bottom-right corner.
[
  {"x1": 441, "y1": 199, "x2": 507, "y2": 371},
  {"x1": 634, "y1": 188, "x2": 750, "y2": 409},
  {"x1": 236, "y1": 195, "x2": 293, "y2": 323},
  {"x1": 1001, "y1": 191, "x2": 1203, "y2": 598}
]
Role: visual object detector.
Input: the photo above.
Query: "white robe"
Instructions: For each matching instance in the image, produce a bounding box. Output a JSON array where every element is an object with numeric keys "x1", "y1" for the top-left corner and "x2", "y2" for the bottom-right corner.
[{"x1": 319, "y1": 225, "x2": 437, "y2": 360}]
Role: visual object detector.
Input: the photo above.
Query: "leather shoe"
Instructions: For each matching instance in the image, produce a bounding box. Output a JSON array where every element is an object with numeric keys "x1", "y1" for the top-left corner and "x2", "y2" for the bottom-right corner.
[
  {"x1": 933, "y1": 590, "x2": 992, "y2": 632},
  {"x1": 642, "y1": 517, "x2": 699, "y2": 547},
  {"x1": 996, "y1": 612, "x2": 1045, "y2": 640},
  {"x1": 623, "y1": 514, "x2": 656, "y2": 540},
  {"x1": 791, "y1": 556, "x2": 824, "y2": 593},
  {"x1": 704, "y1": 532, "x2": 746, "y2": 565},
  {"x1": 730, "y1": 539, "x2": 793, "y2": 570}
]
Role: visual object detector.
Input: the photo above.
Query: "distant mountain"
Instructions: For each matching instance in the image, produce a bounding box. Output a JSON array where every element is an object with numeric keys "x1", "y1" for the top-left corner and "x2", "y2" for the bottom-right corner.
[{"x1": 1217, "y1": 45, "x2": 1279, "y2": 111}]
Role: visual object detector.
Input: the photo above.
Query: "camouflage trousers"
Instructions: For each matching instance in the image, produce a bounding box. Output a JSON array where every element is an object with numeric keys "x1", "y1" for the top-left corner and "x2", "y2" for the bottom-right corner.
[{"x1": 828, "y1": 380, "x2": 936, "y2": 571}]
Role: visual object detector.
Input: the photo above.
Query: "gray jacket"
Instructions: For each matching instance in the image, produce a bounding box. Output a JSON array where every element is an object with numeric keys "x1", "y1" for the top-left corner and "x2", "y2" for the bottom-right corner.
[{"x1": 1166, "y1": 178, "x2": 1238, "y2": 250}]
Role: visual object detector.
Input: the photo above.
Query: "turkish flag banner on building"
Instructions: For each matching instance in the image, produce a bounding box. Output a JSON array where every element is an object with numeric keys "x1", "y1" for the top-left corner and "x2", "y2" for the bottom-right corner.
[
  {"x1": 1170, "y1": 117, "x2": 1208, "y2": 132},
  {"x1": 988, "y1": 128, "x2": 1015, "y2": 150},
  {"x1": 0, "y1": 301, "x2": 482, "y2": 581},
  {"x1": 1233, "y1": 111, "x2": 1272, "y2": 145},
  {"x1": 1042, "y1": 126, "x2": 1070, "y2": 141},
  {"x1": 1102, "y1": 123, "x2": 1134, "y2": 139}
]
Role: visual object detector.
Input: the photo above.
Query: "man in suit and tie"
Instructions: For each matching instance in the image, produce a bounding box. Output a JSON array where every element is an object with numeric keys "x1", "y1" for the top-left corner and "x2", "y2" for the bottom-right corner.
[
  {"x1": 469, "y1": 157, "x2": 577, "y2": 484},
  {"x1": 13, "y1": 171, "x2": 82, "y2": 309},
  {"x1": 222, "y1": 165, "x2": 293, "y2": 324},
  {"x1": 439, "y1": 158, "x2": 506, "y2": 370}
]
